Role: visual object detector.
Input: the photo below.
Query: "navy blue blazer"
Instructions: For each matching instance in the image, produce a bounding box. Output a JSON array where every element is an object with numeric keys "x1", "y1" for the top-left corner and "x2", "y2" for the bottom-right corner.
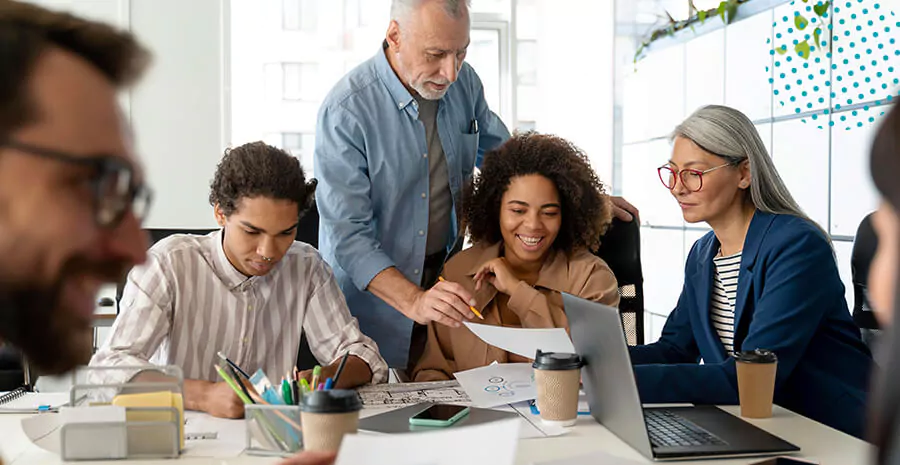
[{"x1": 629, "y1": 211, "x2": 873, "y2": 439}]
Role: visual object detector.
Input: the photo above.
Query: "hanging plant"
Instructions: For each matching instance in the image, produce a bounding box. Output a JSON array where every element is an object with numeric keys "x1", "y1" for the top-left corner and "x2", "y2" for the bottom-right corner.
[{"x1": 634, "y1": 0, "x2": 749, "y2": 63}]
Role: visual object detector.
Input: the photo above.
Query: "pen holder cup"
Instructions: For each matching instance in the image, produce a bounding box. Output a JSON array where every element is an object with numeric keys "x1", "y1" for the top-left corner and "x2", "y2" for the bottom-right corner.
[{"x1": 245, "y1": 404, "x2": 304, "y2": 457}]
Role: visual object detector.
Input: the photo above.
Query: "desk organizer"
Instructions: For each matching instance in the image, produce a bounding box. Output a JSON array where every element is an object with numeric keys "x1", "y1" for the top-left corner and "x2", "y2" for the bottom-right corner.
[
  {"x1": 61, "y1": 365, "x2": 184, "y2": 461},
  {"x1": 245, "y1": 404, "x2": 303, "y2": 456}
]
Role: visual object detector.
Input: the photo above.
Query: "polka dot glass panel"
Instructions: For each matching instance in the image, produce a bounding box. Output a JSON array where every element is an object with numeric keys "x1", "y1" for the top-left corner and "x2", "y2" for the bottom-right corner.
[{"x1": 769, "y1": 0, "x2": 900, "y2": 130}]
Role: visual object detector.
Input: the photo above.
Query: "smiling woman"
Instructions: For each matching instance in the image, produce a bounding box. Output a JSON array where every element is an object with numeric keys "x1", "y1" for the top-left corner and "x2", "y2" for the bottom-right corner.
[
  {"x1": 628, "y1": 105, "x2": 873, "y2": 439},
  {"x1": 411, "y1": 131, "x2": 621, "y2": 381}
]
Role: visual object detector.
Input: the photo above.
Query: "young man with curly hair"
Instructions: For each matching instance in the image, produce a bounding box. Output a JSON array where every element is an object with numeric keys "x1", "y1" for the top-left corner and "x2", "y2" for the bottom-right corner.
[
  {"x1": 411, "y1": 132, "x2": 620, "y2": 381},
  {"x1": 91, "y1": 142, "x2": 387, "y2": 419}
]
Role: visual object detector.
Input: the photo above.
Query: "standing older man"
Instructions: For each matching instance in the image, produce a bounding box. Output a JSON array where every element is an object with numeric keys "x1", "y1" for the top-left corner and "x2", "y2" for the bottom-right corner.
[
  {"x1": 0, "y1": 0, "x2": 151, "y2": 375},
  {"x1": 315, "y1": 0, "x2": 509, "y2": 370},
  {"x1": 316, "y1": 0, "x2": 638, "y2": 371}
]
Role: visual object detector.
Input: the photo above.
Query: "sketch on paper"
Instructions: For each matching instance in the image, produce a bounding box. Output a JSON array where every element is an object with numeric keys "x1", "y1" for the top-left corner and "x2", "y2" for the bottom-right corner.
[{"x1": 356, "y1": 380, "x2": 470, "y2": 409}]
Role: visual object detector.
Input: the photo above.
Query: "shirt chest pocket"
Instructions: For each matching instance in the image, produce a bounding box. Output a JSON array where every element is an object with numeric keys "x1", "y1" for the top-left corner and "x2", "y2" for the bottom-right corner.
[{"x1": 454, "y1": 132, "x2": 479, "y2": 182}]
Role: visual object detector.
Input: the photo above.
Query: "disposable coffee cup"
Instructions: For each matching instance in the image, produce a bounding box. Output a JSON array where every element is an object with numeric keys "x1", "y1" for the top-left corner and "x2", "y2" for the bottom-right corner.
[
  {"x1": 734, "y1": 349, "x2": 778, "y2": 419},
  {"x1": 300, "y1": 389, "x2": 362, "y2": 452},
  {"x1": 533, "y1": 350, "x2": 583, "y2": 427}
]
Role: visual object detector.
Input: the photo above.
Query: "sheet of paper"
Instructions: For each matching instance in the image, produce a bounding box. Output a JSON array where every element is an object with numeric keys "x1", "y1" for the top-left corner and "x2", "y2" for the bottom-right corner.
[
  {"x1": 463, "y1": 322, "x2": 575, "y2": 359},
  {"x1": 356, "y1": 380, "x2": 470, "y2": 409},
  {"x1": 336, "y1": 418, "x2": 520, "y2": 465},
  {"x1": 454, "y1": 363, "x2": 536, "y2": 408},
  {"x1": 181, "y1": 411, "x2": 246, "y2": 458},
  {"x1": 491, "y1": 404, "x2": 567, "y2": 439},
  {"x1": 532, "y1": 451, "x2": 647, "y2": 465}
]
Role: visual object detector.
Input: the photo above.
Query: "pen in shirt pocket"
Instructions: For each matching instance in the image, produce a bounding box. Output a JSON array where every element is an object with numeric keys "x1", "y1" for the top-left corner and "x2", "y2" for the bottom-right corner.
[{"x1": 469, "y1": 118, "x2": 479, "y2": 134}]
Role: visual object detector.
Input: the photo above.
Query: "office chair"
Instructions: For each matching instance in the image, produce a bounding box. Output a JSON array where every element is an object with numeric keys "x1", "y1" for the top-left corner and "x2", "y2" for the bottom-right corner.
[
  {"x1": 294, "y1": 200, "x2": 320, "y2": 370},
  {"x1": 594, "y1": 217, "x2": 645, "y2": 345},
  {"x1": 0, "y1": 345, "x2": 25, "y2": 391},
  {"x1": 851, "y1": 212, "x2": 880, "y2": 348}
]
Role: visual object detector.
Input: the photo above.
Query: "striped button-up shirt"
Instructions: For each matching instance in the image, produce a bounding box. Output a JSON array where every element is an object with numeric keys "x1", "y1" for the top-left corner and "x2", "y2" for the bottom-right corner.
[{"x1": 90, "y1": 230, "x2": 388, "y2": 384}]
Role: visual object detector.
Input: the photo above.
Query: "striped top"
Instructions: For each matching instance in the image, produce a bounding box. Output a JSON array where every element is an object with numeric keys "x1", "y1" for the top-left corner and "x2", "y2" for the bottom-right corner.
[
  {"x1": 711, "y1": 251, "x2": 742, "y2": 353},
  {"x1": 90, "y1": 230, "x2": 388, "y2": 385}
]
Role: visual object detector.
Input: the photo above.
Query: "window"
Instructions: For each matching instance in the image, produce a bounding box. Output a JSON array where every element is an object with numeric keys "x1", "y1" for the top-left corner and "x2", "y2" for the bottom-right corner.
[
  {"x1": 283, "y1": 0, "x2": 317, "y2": 32},
  {"x1": 282, "y1": 132, "x2": 315, "y2": 155},
  {"x1": 277, "y1": 133, "x2": 317, "y2": 176},
  {"x1": 516, "y1": 40, "x2": 537, "y2": 86},
  {"x1": 282, "y1": 63, "x2": 319, "y2": 101}
]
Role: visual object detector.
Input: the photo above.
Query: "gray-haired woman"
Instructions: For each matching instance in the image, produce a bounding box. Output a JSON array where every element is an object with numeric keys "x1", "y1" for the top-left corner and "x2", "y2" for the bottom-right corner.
[{"x1": 628, "y1": 105, "x2": 873, "y2": 438}]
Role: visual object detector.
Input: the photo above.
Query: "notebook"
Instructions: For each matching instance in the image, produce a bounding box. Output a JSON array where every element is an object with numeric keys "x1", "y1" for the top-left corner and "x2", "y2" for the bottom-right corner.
[{"x1": 0, "y1": 387, "x2": 70, "y2": 413}]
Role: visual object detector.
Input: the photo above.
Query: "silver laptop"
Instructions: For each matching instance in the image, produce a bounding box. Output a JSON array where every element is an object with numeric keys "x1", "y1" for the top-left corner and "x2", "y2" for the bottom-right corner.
[{"x1": 563, "y1": 293, "x2": 800, "y2": 461}]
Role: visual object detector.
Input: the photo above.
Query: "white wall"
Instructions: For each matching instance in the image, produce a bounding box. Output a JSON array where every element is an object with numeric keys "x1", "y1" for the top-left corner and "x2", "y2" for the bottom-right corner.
[
  {"x1": 130, "y1": 0, "x2": 228, "y2": 228},
  {"x1": 25, "y1": 0, "x2": 228, "y2": 229},
  {"x1": 535, "y1": 0, "x2": 615, "y2": 183}
]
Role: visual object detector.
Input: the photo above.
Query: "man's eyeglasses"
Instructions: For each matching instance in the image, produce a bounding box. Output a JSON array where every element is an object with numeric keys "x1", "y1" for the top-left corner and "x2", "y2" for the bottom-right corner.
[
  {"x1": 657, "y1": 162, "x2": 735, "y2": 193},
  {"x1": 0, "y1": 139, "x2": 152, "y2": 228}
]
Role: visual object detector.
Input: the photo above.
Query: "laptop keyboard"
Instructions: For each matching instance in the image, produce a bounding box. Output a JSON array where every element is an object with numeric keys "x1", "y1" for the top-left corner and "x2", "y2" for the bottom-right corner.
[{"x1": 644, "y1": 409, "x2": 728, "y2": 448}]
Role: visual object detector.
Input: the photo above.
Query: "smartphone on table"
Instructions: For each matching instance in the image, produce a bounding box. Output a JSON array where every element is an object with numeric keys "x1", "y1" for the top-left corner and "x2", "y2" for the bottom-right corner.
[
  {"x1": 748, "y1": 457, "x2": 819, "y2": 465},
  {"x1": 408, "y1": 404, "x2": 470, "y2": 427}
]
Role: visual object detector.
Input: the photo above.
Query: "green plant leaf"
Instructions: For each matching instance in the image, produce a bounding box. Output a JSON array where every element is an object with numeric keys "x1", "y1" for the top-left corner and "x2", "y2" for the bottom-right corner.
[
  {"x1": 795, "y1": 14, "x2": 809, "y2": 30},
  {"x1": 814, "y1": 1, "x2": 830, "y2": 17},
  {"x1": 726, "y1": 0, "x2": 739, "y2": 24},
  {"x1": 814, "y1": 27, "x2": 822, "y2": 51},
  {"x1": 698, "y1": 9, "x2": 707, "y2": 22},
  {"x1": 717, "y1": 1, "x2": 727, "y2": 23},
  {"x1": 775, "y1": 45, "x2": 788, "y2": 55},
  {"x1": 795, "y1": 40, "x2": 811, "y2": 59}
]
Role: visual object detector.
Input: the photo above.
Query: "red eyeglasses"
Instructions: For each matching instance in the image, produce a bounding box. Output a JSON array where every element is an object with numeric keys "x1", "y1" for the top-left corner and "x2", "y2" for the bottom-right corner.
[{"x1": 657, "y1": 162, "x2": 733, "y2": 193}]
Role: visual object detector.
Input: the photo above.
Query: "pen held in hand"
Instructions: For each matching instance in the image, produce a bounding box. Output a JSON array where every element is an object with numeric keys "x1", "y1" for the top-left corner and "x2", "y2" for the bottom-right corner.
[
  {"x1": 332, "y1": 352, "x2": 350, "y2": 387},
  {"x1": 217, "y1": 351, "x2": 251, "y2": 379},
  {"x1": 437, "y1": 276, "x2": 484, "y2": 320}
]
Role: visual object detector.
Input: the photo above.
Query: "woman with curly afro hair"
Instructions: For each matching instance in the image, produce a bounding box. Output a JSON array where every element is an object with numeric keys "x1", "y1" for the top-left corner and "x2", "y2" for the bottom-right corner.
[{"x1": 412, "y1": 132, "x2": 620, "y2": 381}]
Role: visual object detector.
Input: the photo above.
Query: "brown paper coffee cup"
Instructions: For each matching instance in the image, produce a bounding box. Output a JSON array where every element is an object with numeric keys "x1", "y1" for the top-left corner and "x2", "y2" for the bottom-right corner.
[
  {"x1": 300, "y1": 389, "x2": 362, "y2": 452},
  {"x1": 532, "y1": 350, "x2": 584, "y2": 427},
  {"x1": 299, "y1": 410, "x2": 360, "y2": 452},
  {"x1": 734, "y1": 349, "x2": 778, "y2": 419},
  {"x1": 534, "y1": 368, "x2": 581, "y2": 426}
]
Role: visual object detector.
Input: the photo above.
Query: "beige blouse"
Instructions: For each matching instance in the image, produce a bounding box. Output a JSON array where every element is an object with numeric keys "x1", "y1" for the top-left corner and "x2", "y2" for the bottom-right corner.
[{"x1": 412, "y1": 242, "x2": 619, "y2": 381}]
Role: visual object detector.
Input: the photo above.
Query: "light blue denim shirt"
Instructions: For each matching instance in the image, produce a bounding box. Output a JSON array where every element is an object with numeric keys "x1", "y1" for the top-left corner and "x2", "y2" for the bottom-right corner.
[{"x1": 315, "y1": 46, "x2": 510, "y2": 367}]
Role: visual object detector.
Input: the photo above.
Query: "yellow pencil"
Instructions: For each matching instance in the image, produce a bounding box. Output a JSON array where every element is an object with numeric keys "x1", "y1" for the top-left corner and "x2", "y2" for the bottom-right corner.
[{"x1": 438, "y1": 276, "x2": 484, "y2": 320}]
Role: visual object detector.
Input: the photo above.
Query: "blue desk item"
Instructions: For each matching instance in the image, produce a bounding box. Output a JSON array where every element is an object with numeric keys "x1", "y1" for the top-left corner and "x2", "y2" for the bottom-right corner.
[{"x1": 529, "y1": 400, "x2": 590, "y2": 416}]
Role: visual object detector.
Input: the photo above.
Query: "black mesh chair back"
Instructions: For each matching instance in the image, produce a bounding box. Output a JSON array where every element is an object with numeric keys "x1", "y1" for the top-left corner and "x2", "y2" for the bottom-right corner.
[
  {"x1": 594, "y1": 218, "x2": 645, "y2": 345},
  {"x1": 851, "y1": 212, "x2": 879, "y2": 348}
]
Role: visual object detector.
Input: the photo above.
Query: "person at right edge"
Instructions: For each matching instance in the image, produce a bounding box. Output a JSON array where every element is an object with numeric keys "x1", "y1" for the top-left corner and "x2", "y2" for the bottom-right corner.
[{"x1": 627, "y1": 104, "x2": 873, "y2": 439}]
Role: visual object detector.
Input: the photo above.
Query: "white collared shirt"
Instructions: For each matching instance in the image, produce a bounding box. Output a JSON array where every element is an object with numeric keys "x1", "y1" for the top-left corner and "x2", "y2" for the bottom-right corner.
[{"x1": 90, "y1": 230, "x2": 387, "y2": 384}]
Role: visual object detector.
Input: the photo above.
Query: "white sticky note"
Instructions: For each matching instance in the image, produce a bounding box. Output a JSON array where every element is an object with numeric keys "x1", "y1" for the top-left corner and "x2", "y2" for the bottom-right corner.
[
  {"x1": 454, "y1": 363, "x2": 537, "y2": 408},
  {"x1": 463, "y1": 322, "x2": 575, "y2": 359},
  {"x1": 60, "y1": 405, "x2": 126, "y2": 424}
]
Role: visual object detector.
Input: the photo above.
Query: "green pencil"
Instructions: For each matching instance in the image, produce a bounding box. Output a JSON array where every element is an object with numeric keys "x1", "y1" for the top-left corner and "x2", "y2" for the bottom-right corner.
[{"x1": 214, "y1": 364, "x2": 253, "y2": 404}]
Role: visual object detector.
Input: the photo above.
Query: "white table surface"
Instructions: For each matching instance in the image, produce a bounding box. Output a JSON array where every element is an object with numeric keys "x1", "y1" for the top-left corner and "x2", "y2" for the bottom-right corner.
[{"x1": 0, "y1": 404, "x2": 873, "y2": 465}]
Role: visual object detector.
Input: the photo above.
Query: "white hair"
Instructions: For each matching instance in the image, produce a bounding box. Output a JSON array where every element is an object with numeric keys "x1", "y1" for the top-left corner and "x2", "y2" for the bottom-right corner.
[
  {"x1": 671, "y1": 105, "x2": 830, "y2": 240},
  {"x1": 390, "y1": 0, "x2": 471, "y2": 23}
]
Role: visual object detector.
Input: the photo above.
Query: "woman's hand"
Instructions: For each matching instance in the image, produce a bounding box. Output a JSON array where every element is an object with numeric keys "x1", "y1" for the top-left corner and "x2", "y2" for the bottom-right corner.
[{"x1": 473, "y1": 258, "x2": 523, "y2": 295}]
